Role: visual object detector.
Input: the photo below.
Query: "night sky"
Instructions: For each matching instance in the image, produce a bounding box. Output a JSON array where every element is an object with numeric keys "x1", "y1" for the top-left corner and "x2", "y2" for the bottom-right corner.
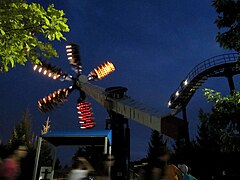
[{"x1": 0, "y1": 0, "x2": 239, "y2": 165}]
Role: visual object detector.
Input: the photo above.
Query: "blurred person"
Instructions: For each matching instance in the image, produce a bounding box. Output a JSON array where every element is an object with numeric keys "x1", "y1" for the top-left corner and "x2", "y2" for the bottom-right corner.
[
  {"x1": 151, "y1": 149, "x2": 183, "y2": 180},
  {"x1": 178, "y1": 164, "x2": 197, "y2": 180},
  {"x1": 68, "y1": 157, "x2": 95, "y2": 180},
  {"x1": 0, "y1": 146, "x2": 27, "y2": 180},
  {"x1": 151, "y1": 149, "x2": 169, "y2": 180},
  {"x1": 102, "y1": 154, "x2": 115, "y2": 180},
  {"x1": 165, "y1": 164, "x2": 183, "y2": 180}
]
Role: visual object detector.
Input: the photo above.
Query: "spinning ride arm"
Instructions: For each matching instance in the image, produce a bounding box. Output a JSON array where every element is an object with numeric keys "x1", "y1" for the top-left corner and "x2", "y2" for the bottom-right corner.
[{"x1": 79, "y1": 80, "x2": 187, "y2": 139}]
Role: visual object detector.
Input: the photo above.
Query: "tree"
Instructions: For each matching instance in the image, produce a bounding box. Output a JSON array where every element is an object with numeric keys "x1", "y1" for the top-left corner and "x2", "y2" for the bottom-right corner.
[
  {"x1": 0, "y1": 0, "x2": 69, "y2": 72},
  {"x1": 7, "y1": 109, "x2": 35, "y2": 180},
  {"x1": 212, "y1": 0, "x2": 240, "y2": 53},
  {"x1": 143, "y1": 130, "x2": 169, "y2": 179},
  {"x1": 147, "y1": 130, "x2": 168, "y2": 163},
  {"x1": 8, "y1": 109, "x2": 34, "y2": 149},
  {"x1": 192, "y1": 91, "x2": 240, "y2": 179},
  {"x1": 204, "y1": 88, "x2": 240, "y2": 152},
  {"x1": 194, "y1": 109, "x2": 223, "y2": 179}
]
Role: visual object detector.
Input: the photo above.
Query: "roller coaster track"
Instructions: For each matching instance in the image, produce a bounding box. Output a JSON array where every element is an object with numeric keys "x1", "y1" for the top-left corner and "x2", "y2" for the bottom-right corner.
[{"x1": 168, "y1": 53, "x2": 240, "y2": 113}]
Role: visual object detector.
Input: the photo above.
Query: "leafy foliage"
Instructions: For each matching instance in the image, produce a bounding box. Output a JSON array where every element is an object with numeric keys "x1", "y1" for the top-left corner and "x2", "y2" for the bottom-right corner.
[
  {"x1": 193, "y1": 108, "x2": 240, "y2": 179},
  {"x1": 0, "y1": 0, "x2": 69, "y2": 71},
  {"x1": 203, "y1": 88, "x2": 240, "y2": 152},
  {"x1": 212, "y1": 0, "x2": 240, "y2": 53}
]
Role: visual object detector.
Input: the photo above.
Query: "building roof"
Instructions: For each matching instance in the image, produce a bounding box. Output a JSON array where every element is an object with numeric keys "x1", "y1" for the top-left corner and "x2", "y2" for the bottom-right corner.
[{"x1": 41, "y1": 130, "x2": 112, "y2": 146}]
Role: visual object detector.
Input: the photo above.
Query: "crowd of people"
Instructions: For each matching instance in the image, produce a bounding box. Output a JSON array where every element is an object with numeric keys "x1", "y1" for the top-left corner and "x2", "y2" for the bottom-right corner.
[
  {"x1": 0, "y1": 145, "x2": 197, "y2": 180},
  {"x1": 137, "y1": 150, "x2": 197, "y2": 180}
]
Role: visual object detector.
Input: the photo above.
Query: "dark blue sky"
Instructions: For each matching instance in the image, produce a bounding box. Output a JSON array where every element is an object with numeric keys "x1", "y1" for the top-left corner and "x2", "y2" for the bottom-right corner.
[{"x1": 0, "y1": 0, "x2": 239, "y2": 165}]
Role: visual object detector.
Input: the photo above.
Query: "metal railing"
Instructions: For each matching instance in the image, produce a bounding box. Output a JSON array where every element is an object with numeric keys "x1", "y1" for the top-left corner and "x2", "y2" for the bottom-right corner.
[{"x1": 168, "y1": 53, "x2": 240, "y2": 109}]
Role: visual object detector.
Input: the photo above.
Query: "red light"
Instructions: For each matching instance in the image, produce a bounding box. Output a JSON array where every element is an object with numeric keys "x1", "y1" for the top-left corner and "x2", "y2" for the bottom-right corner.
[{"x1": 77, "y1": 102, "x2": 95, "y2": 129}]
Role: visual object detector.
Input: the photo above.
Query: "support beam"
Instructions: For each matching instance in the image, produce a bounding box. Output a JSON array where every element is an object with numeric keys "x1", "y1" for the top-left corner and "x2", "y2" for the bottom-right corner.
[{"x1": 32, "y1": 137, "x2": 42, "y2": 180}]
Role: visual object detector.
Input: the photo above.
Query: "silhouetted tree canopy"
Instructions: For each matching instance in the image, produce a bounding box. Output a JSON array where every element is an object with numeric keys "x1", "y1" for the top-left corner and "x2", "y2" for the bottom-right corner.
[{"x1": 213, "y1": 0, "x2": 240, "y2": 53}]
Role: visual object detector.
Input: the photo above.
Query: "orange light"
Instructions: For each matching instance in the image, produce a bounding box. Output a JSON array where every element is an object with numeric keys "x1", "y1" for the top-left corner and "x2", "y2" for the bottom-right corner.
[
  {"x1": 38, "y1": 101, "x2": 42, "y2": 107},
  {"x1": 43, "y1": 98, "x2": 47, "y2": 103},
  {"x1": 91, "y1": 61, "x2": 115, "y2": 79},
  {"x1": 33, "y1": 62, "x2": 61, "y2": 80}
]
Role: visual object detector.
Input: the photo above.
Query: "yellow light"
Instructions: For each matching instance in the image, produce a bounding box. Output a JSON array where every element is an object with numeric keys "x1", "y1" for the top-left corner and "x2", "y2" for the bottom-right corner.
[
  {"x1": 68, "y1": 57, "x2": 73, "y2": 60},
  {"x1": 48, "y1": 73, "x2": 52, "y2": 77},
  {"x1": 66, "y1": 49, "x2": 72, "y2": 52},
  {"x1": 43, "y1": 98, "x2": 47, "y2": 103},
  {"x1": 175, "y1": 91, "x2": 179, "y2": 97},
  {"x1": 33, "y1": 65, "x2": 38, "y2": 71},
  {"x1": 38, "y1": 67, "x2": 42, "y2": 73},
  {"x1": 184, "y1": 79, "x2": 188, "y2": 86},
  {"x1": 43, "y1": 70, "x2": 47, "y2": 75},
  {"x1": 67, "y1": 53, "x2": 73, "y2": 56},
  {"x1": 92, "y1": 61, "x2": 115, "y2": 79},
  {"x1": 66, "y1": 45, "x2": 72, "y2": 49},
  {"x1": 53, "y1": 75, "x2": 57, "y2": 80},
  {"x1": 168, "y1": 101, "x2": 171, "y2": 107},
  {"x1": 38, "y1": 101, "x2": 42, "y2": 107}
]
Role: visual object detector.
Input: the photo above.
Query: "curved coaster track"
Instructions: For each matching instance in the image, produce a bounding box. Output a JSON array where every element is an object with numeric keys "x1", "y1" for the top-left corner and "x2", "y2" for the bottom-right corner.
[{"x1": 168, "y1": 53, "x2": 240, "y2": 114}]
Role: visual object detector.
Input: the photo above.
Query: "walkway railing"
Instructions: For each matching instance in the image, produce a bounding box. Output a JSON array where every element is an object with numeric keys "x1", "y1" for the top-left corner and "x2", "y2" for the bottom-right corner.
[{"x1": 168, "y1": 53, "x2": 240, "y2": 111}]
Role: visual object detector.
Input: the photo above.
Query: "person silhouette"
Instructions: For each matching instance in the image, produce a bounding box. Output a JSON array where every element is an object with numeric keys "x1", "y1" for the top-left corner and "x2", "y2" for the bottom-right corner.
[
  {"x1": 0, "y1": 146, "x2": 28, "y2": 180},
  {"x1": 68, "y1": 157, "x2": 94, "y2": 180}
]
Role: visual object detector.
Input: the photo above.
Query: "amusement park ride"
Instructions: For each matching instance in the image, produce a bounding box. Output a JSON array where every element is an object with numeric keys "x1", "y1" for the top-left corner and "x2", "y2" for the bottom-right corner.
[
  {"x1": 168, "y1": 53, "x2": 240, "y2": 123},
  {"x1": 33, "y1": 43, "x2": 186, "y2": 179},
  {"x1": 33, "y1": 43, "x2": 240, "y2": 179}
]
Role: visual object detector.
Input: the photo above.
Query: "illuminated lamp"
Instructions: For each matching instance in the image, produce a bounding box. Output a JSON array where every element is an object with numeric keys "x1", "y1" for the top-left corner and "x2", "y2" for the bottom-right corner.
[
  {"x1": 43, "y1": 70, "x2": 47, "y2": 75},
  {"x1": 77, "y1": 102, "x2": 95, "y2": 129},
  {"x1": 38, "y1": 67, "x2": 42, "y2": 73},
  {"x1": 38, "y1": 88, "x2": 70, "y2": 112},
  {"x1": 175, "y1": 91, "x2": 179, "y2": 97},
  {"x1": 184, "y1": 79, "x2": 188, "y2": 86},
  {"x1": 168, "y1": 101, "x2": 171, "y2": 107},
  {"x1": 33, "y1": 65, "x2": 38, "y2": 71},
  {"x1": 89, "y1": 61, "x2": 115, "y2": 80},
  {"x1": 33, "y1": 62, "x2": 63, "y2": 80},
  {"x1": 66, "y1": 43, "x2": 81, "y2": 66}
]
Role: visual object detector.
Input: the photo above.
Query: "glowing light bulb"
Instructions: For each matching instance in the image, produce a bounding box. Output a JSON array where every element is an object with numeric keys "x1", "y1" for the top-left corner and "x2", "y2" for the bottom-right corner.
[
  {"x1": 38, "y1": 67, "x2": 42, "y2": 73},
  {"x1": 33, "y1": 65, "x2": 38, "y2": 71},
  {"x1": 91, "y1": 61, "x2": 115, "y2": 79},
  {"x1": 168, "y1": 101, "x2": 171, "y2": 107},
  {"x1": 43, "y1": 70, "x2": 47, "y2": 75},
  {"x1": 175, "y1": 91, "x2": 179, "y2": 97},
  {"x1": 48, "y1": 73, "x2": 52, "y2": 77},
  {"x1": 38, "y1": 101, "x2": 42, "y2": 107},
  {"x1": 66, "y1": 45, "x2": 72, "y2": 49},
  {"x1": 43, "y1": 98, "x2": 47, "y2": 103},
  {"x1": 184, "y1": 79, "x2": 188, "y2": 86}
]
